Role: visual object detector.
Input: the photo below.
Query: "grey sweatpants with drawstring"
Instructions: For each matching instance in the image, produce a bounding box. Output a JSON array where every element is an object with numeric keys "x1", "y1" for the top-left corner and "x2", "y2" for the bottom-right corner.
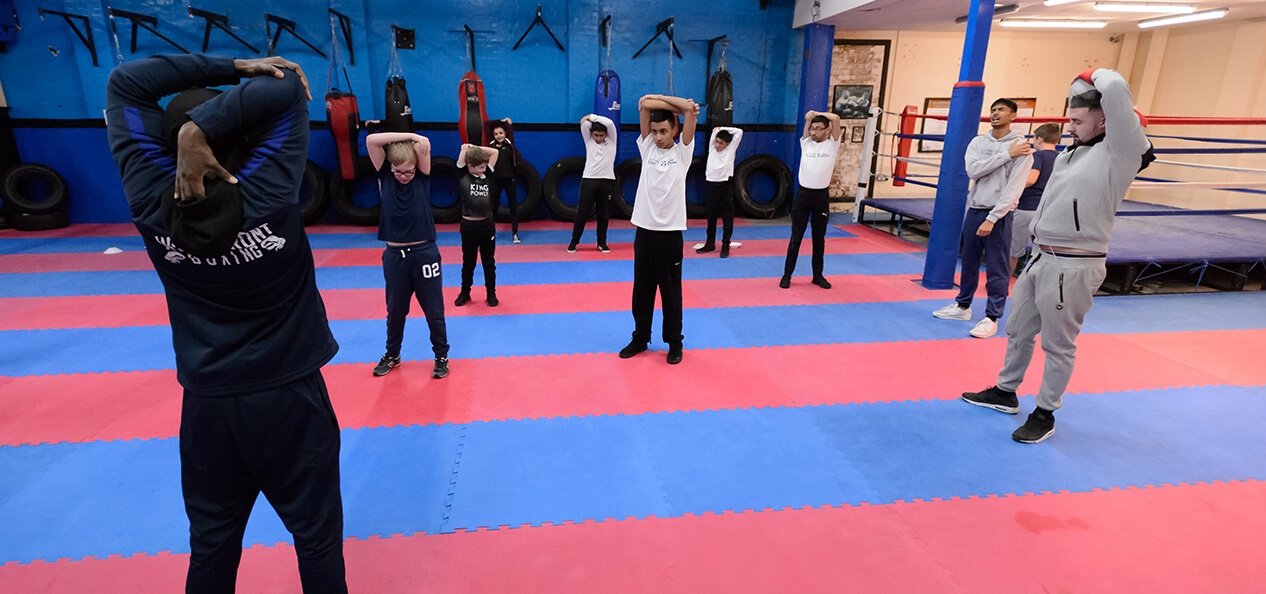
[{"x1": 996, "y1": 250, "x2": 1107, "y2": 411}]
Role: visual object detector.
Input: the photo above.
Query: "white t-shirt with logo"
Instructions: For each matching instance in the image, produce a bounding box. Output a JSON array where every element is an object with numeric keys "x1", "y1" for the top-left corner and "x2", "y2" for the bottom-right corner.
[
  {"x1": 706, "y1": 126, "x2": 744, "y2": 182},
  {"x1": 798, "y1": 136, "x2": 841, "y2": 190},
  {"x1": 582, "y1": 114, "x2": 617, "y2": 180},
  {"x1": 632, "y1": 134, "x2": 691, "y2": 231}
]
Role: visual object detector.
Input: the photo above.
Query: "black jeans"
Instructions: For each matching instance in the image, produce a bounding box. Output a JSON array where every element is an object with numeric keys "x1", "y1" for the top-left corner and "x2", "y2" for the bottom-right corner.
[
  {"x1": 631, "y1": 227, "x2": 684, "y2": 346},
  {"x1": 181, "y1": 370, "x2": 347, "y2": 594},
  {"x1": 572, "y1": 177, "x2": 614, "y2": 246},
  {"x1": 383, "y1": 243, "x2": 449, "y2": 358},
  {"x1": 704, "y1": 179, "x2": 735, "y2": 246},
  {"x1": 496, "y1": 176, "x2": 518, "y2": 235},
  {"x1": 783, "y1": 186, "x2": 830, "y2": 278},
  {"x1": 460, "y1": 217, "x2": 497, "y2": 293}
]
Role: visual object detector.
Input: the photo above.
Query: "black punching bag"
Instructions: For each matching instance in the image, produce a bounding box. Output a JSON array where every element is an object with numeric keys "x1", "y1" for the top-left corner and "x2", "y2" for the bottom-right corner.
[
  {"x1": 706, "y1": 68, "x2": 733, "y2": 127},
  {"x1": 384, "y1": 76, "x2": 414, "y2": 132}
]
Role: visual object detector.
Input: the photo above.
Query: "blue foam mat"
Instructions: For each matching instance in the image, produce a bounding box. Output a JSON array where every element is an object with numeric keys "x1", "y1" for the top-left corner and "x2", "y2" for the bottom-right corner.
[
  {"x1": 6, "y1": 292, "x2": 1266, "y2": 376},
  {"x1": 4, "y1": 385, "x2": 1265, "y2": 563},
  {"x1": 0, "y1": 223, "x2": 856, "y2": 256},
  {"x1": 0, "y1": 252, "x2": 927, "y2": 298}
]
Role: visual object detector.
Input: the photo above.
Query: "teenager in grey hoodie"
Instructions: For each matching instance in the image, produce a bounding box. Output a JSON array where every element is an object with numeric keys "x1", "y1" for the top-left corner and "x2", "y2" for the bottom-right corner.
[
  {"x1": 962, "y1": 69, "x2": 1153, "y2": 444},
  {"x1": 932, "y1": 98, "x2": 1034, "y2": 339}
]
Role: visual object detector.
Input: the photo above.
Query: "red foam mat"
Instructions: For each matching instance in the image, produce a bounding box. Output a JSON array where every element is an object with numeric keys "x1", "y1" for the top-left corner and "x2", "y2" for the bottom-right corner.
[
  {"x1": 5, "y1": 330, "x2": 1261, "y2": 447},
  {"x1": 3, "y1": 480, "x2": 1261, "y2": 593},
  {"x1": 0, "y1": 274, "x2": 956, "y2": 330}
]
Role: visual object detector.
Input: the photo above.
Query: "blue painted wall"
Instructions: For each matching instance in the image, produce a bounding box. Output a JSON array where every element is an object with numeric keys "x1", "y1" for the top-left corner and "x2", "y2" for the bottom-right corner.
[{"x1": 2, "y1": 0, "x2": 803, "y2": 222}]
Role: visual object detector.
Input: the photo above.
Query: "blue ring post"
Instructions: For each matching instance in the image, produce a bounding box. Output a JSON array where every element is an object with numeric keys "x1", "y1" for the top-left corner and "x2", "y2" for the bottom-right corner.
[{"x1": 921, "y1": 0, "x2": 996, "y2": 289}]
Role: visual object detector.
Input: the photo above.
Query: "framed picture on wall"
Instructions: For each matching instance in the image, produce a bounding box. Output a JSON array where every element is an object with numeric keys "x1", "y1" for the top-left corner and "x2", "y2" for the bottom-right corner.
[
  {"x1": 833, "y1": 85, "x2": 873, "y2": 120},
  {"x1": 850, "y1": 125, "x2": 866, "y2": 143},
  {"x1": 919, "y1": 98, "x2": 951, "y2": 153}
]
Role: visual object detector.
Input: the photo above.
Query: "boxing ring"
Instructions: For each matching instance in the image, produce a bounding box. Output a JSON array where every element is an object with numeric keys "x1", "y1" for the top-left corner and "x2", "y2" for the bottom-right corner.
[{"x1": 854, "y1": 107, "x2": 1266, "y2": 293}]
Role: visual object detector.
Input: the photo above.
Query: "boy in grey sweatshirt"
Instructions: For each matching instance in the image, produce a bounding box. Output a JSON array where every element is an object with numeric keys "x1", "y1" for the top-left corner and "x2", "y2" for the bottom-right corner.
[
  {"x1": 962, "y1": 69, "x2": 1153, "y2": 444},
  {"x1": 932, "y1": 98, "x2": 1034, "y2": 339}
]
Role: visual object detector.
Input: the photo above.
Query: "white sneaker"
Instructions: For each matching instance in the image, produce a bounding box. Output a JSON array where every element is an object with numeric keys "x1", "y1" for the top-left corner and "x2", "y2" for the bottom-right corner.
[
  {"x1": 513, "y1": 234, "x2": 521, "y2": 244},
  {"x1": 970, "y1": 317, "x2": 998, "y2": 338},
  {"x1": 932, "y1": 303, "x2": 972, "y2": 320},
  {"x1": 692, "y1": 242, "x2": 706, "y2": 250}
]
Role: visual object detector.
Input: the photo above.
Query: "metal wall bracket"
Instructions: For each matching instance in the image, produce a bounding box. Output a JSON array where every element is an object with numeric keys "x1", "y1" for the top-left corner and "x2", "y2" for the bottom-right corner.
[
  {"x1": 633, "y1": 17, "x2": 681, "y2": 60},
  {"x1": 512, "y1": 4, "x2": 563, "y2": 51},
  {"x1": 37, "y1": 8, "x2": 97, "y2": 66},
  {"x1": 265, "y1": 13, "x2": 326, "y2": 58},
  {"x1": 188, "y1": 7, "x2": 258, "y2": 54},
  {"x1": 107, "y1": 7, "x2": 189, "y2": 55}
]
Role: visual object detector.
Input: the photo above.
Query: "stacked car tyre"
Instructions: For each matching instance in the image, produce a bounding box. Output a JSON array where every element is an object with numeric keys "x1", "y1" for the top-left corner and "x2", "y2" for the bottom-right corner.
[{"x1": 1, "y1": 163, "x2": 71, "y2": 231}]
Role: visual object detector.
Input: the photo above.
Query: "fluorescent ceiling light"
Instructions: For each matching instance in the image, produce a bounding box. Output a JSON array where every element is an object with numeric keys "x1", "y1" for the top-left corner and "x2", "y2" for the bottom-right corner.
[
  {"x1": 1138, "y1": 8, "x2": 1229, "y2": 28},
  {"x1": 1044, "y1": 0, "x2": 1081, "y2": 6},
  {"x1": 955, "y1": 3, "x2": 1019, "y2": 24},
  {"x1": 1094, "y1": 2, "x2": 1197, "y2": 13},
  {"x1": 1000, "y1": 19, "x2": 1109, "y2": 28}
]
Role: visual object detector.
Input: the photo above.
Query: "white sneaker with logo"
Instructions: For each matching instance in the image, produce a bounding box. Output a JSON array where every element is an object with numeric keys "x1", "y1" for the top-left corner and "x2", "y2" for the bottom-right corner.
[
  {"x1": 970, "y1": 317, "x2": 998, "y2": 339},
  {"x1": 932, "y1": 303, "x2": 972, "y2": 321}
]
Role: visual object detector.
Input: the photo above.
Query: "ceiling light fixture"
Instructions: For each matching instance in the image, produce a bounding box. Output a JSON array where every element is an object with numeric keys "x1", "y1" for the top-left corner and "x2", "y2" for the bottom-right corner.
[
  {"x1": 955, "y1": 3, "x2": 1020, "y2": 24},
  {"x1": 1138, "y1": 8, "x2": 1229, "y2": 28},
  {"x1": 999, "y1": 19, "x2": 1108, "y2": 28},
  {"x1": 1043, "y1": 0, "x2": 1082, "y2": 6},
  {"x1": 1094, "y1": 2, "x2": 1197, "y2": 13}
]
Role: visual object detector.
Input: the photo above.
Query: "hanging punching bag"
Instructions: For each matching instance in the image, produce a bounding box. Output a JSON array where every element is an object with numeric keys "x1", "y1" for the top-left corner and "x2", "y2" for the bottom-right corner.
[
  {"x1": 326, "y1": 91, "x2": 360, "y2": 181},
  {"x1": 706, "y1": 68, "x2": 733, "y2": 127},
  {"x1": 458, "y1": 73, "x2": 488, "y2": 145},
  {"x1": 595, "y1": 70, "x2": 622, "y2": 130},
  {"x1": 384, "y1": 76, "x2": 414, "y2": 133}
]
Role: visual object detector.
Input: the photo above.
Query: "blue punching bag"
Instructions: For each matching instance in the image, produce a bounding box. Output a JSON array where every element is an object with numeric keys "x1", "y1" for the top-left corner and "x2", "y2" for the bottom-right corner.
[{"x1": 595, "y1": 69, "x2": 621, "y2": 129}]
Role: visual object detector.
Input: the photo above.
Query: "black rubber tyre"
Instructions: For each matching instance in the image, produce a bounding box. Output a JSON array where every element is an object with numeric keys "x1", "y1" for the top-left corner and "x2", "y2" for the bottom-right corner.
[
  {"x1": 495, "y1": 159, "x2": 543, "y2": 223},
  {"x1": 685, "y1": 155, "x2": 708, "y2": 220},
  {"x1": 734, "y1": 154, "x2": 793, "y2": 219},
  {"x1": 612, "y1": 158, "x2": 641, "y2": 220},
  {"x1": 2, "y1": 163, "x2": 69, "y2": 215},
  {"x1": 427, "y1": 156, "x2": 463, "y2": 224},
  {"x1": 299, "y1": 160, "x2": 330, "y2": 226},
  {"x1": 543, "y1": 156, "x2": 587, "y2": 222},
  {"x1": 8, "y1": 207, "x2": 70, "y2": 231},
  {"x1": 328, "y1": 156, "x2": 381, "y2": 226}
]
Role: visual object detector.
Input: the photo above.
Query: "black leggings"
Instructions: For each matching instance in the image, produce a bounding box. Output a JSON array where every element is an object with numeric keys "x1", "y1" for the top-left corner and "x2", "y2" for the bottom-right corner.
[
  {"x1": 572, "y1": 177, "x2": 613, "y2": 246},
  {"x1": 460, "y1": 217, "x2": 497, "y2": 292},
  {"x1": 784, "y1": 186, "x2": 830, "y2": 278},
  {"x1": 496, "y1": 176, "x2": 518, "y2": 235},
  {"x1": 704, "y1": 180, "x2": 735, "y2": 246}
]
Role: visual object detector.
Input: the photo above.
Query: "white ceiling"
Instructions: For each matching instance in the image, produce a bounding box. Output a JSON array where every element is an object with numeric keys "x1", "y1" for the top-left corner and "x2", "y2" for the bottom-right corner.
[{"x1": 800, "y1": 0, "x2": 1266, "y2": 32}]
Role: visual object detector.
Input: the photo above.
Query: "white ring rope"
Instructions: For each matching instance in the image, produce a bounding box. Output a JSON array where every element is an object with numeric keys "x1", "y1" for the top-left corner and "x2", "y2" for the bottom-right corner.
[
  {"x1": 1153, "y1": 159, "x2": 1266, "y2": 176},
  {"x1": 1130, "y1": 180, "x2": 1266, "y2": 189}
]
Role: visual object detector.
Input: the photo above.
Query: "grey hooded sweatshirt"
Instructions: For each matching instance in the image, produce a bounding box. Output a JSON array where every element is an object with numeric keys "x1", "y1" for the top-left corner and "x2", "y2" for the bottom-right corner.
[
  {"x1": 1031, "y1": 69, "x2": 1150, "y2": 253},
  {"x1": 964, "y1": 128, "x2": 1032, "y2": 223}
]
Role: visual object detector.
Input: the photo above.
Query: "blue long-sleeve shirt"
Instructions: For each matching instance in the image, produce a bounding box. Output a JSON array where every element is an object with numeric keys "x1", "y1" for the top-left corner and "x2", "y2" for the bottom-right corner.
[{"x1": 106, "y1": 54, "x2": 338, "y2": 396}]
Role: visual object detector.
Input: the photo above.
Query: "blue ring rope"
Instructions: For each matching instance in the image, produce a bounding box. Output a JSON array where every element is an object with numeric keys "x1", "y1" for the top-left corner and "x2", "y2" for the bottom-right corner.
[
  {"x1": 1146, "y1": 134, "x2": 1266, "y2": 146},
  {"x1": 1135, "y1": 175, "x2": 1266, "y2": 196},
  {"x1": 891, "y1": 176, "x2": 939, "y2": 190}
]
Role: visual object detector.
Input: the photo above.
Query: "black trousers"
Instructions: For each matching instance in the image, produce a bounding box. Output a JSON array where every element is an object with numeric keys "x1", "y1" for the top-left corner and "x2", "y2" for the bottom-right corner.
[
  {"x1": 783, "y1": 186, "x2": 830, "y2": 278},
  {"x1": 631, "y1": 227, "x2": 684, "y2": 346},
  {"x1": 571, "y1": 177, "x2": 614, "y2": 246},
  {"x1": 704, "y1": 179, "x2": 735, "y2": 246},
  {"x1": 460, "y1": 217, "x2": 497, "y2": 293},
  {"x1": 181, "y1": 370, "x2": 347, "y2": 594},
  {"x1": 496, "y1": 176, "x2": 518, "y2": 235},
  {"x1": 383, "y1": 243, "x2": 449, "y2": 358}
]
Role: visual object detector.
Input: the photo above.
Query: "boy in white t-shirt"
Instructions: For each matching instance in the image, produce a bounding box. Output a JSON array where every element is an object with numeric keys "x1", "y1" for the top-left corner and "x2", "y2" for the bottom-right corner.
[
  {"x1": 570, "y1": 114, "x2": 618, "y2": 253},
  {"x1": 698, "y1": 126, "x2": 744, "y2": 258},
  {"x1": 618, "y1": 93, "x2": 698, "y2": 365},
  {"x1": 781, "y1": 110, "x2": 842, "y2": 289}
]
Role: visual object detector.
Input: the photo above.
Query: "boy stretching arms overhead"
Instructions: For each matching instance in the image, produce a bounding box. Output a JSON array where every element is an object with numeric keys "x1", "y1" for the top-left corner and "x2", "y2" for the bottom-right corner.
[{"x1": 619, "y1": 94, "x2": 698, "y2": 365}]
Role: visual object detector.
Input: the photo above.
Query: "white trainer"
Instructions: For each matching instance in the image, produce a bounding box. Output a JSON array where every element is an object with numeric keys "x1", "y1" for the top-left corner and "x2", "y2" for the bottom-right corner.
[
  {"x1": 970, "y1": 317, "x2": 998, "y2": 338},
  {"x1": 692, "y1": 242, "x2": 706, "y2": 250},
  {"x1": 932, "y1": 303, "x2": 972, "y2": 321}
]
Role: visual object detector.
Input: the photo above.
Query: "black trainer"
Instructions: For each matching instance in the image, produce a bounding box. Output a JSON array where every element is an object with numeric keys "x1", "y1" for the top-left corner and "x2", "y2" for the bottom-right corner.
[
  {"x1": 1012, "y1": 408, "x2": 1056, "y2": 444},
  {"x1": 720, "y1": 243, "x2": 730, "y2": 258},
  {"x1": 696, "y1": 243, "x2": 716, "y2": 254},
  {"x1": 454, "y1": 291, "x2": 471, "y2": 307},
  {"x1": 373, "y1": 355, "x2": 400, "y2": 377},
  {"x1": 667, "y1": 344, "x2": 683, "y2": 365},
  {"x1": 486, "y1": 291, "x2": 499, "y2": 307},
  {"x1": 812, "y1": 276, "x2": 832, "y2": 289},
  {"x1": 432, "y1": 357, "x2": 449, "y2": 379},
  {"x1": 597, "y1": 244, "x2": 611, "y2": 253},
  {"x1": 779, "y1": 275, "x2": 791, "y2": 289},
  {"x1": 567, "y1": 243, "x2": 578, "y2": 253},
  {"x1": 962, "y1": 385, "x2": 1019, "y2": 414},
  {"x1": 619, "y1": 341, "x2": 648, "y2": 359}
]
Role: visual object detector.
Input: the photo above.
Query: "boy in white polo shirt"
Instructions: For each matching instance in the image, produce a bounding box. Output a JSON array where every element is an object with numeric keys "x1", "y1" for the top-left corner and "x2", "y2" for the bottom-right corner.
[
  {"x1": 618, "y1": 93, "x2": 698, "y2": 365},
  {"x1": 781, "y1": 110, "x2": 842, "y2": 289}
]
